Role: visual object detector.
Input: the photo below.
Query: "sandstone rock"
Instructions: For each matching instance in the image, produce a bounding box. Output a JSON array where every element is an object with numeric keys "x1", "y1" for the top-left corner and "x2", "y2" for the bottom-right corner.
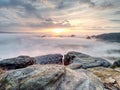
[
  {"x1": 59, "y1": 68, "x2": 104, "y2": 90},
  {"x1": 35, "y1": 54, "x2": 63, "y2": 64},
  {"x1": 115, "y1": 68, "x2": 120, "y2": 72},
  {"x1": 0, "y1": 56, "x2": 35, "y2": 70},
  {"x1": 64, "y1": 51, "x2": 112, "y2": 68},
  {"x1": 0, "y1": 65, "x2": 105, "y2": 90},
  {"x1": 88, "y1": 67, "x2": 120, "y2": 90},
  {"x1": 67, "y1": 63, "x2": 82, "y2": 70}
]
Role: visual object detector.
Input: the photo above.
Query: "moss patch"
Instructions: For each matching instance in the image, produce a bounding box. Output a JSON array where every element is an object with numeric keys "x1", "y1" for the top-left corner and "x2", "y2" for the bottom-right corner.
[
  {"x1": 0, "y1": 77, "x2": 9, "y2": 90},
  {"x1": 0, "y1": 68, "x2": 4, "y2": 75}
]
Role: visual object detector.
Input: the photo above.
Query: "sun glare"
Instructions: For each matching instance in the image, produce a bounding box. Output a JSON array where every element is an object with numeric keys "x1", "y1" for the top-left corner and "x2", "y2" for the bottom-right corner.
[{"x1": 53, "y1": 29, "x2": 64, "y2": 34}]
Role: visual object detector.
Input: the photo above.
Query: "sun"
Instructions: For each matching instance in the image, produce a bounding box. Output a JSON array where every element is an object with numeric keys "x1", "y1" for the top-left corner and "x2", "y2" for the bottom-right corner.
[{"x1": 53, "y1": 29, "x2": 64, "y2": 34}]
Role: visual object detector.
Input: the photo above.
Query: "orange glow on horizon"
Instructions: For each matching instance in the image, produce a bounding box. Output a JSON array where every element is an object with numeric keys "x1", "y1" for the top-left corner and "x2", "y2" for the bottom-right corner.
[
  {"x1": 26, "y1": 27, "x2": 117, "y2": 36},
  {"x1": 42, "y1": 28, "x2": 69, "y2": 35},
  {"x1": 53, "y1": 28, "x2": 65, "y2": 34}
]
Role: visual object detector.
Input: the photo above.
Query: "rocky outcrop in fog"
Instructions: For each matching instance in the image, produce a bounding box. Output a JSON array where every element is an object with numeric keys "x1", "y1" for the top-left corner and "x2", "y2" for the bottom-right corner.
[{"x1": 95, "y1": 33, "x2": 120, "y2": 42}]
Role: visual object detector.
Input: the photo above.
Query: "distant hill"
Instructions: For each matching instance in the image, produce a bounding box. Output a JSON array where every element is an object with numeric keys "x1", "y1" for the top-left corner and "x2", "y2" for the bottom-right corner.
[{"x1": 95, "y1": 33, "x2": 120, "y2": 42}]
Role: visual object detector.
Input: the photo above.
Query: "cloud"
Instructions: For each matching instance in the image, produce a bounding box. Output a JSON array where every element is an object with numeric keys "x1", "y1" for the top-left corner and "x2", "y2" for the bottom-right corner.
[
  {"x1": 0, "y1": 0, "x2": 119, "y2": 10},
  {"x1": 43, "y1": 0, "x2": 120, "y2": 9},
  {"x1": 0, "y1": 0, "x2": 120, "y2": 32},
  {"x1": 41, "y1": 0, "x2": 95, "y2": 9}
]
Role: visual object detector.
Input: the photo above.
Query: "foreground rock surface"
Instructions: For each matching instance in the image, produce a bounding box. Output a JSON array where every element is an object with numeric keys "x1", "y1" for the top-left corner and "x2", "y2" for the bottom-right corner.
[
  {"x1": 88, "y1": 67, "x2": 120, "y2": 90},
  {"x1": 35, "y1": 54, "x2": 63, "y2": 64},
  {"x1": 0, "y1": 65, "x2": 105, "y2": 90},
  {"x1": 0, "y1": 56, "x2": 35, "y2": 70},
  {"x1": 64, "y1": 51, "x2": 112, "y2": 68}
]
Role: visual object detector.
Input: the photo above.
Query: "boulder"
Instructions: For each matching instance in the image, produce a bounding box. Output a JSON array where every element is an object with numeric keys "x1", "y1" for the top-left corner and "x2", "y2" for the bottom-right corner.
[
  {"x1": 112, "y1": 60, "x2": 120, "y2": 68},
  {"x1": 0, "y1": 56, "x2": 35, "y2": 70},
  {"x1": 64, "y1": 51, "x2": 112, "y2": 69},
  {"x1": 35, "y1": 54, "x2": 63, "y2": 64},
  {"x1": 86, "y1": 36, "x2": 91, "y2": 39},
  {"x1": 0, "y1": 65, "x2": 105, "y2": 90},
  {"x1": 0, "y1": 54, "x2": 63, "y2": 70},
  {"x1": 88, "y1": 67, "x2": 120, "y2": 90},
  {"x1": 59, "y1": 68, "x2": 104, "y2": 90}
]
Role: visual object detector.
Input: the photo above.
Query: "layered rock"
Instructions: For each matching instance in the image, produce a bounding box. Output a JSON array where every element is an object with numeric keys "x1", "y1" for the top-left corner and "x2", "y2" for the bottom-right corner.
[
  {"x1": 64, "y1": 51, "x2": 112, "y2": 69},
  {"x1": 0, "y1": 65, "x2": 105, "y2": 90},
  {"x1": 0, "y1": 56, "x2": 35, "y2": 70},
  {"x1": 35, "y1": 54, "x2": 63, "y2": 64},
  {"x1": 88, "y1": 67, "x2": 120, "y2": 90}
]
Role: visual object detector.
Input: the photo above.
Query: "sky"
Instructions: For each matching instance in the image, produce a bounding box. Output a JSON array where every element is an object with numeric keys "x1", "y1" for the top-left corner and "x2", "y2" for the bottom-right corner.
[{"x1": 0, "y1": 0, "x2": 120, "y2": 35}]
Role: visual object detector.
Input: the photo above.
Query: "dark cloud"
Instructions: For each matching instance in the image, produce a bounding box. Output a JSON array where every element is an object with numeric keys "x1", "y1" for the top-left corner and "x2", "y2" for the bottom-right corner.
[
  {"x1": 48, "y1": 0, "x2": 95, "y2": 9},
  {"x1": 0, "y1": 0, "x2": 35, "y2": 10},
  {"x1": 0, "y1": 22, "x2": 23, "y2": 31},
  {"x1": 50, "y1": 0, "x2": 119, "y2": 9},
  {"x1": 0, "y1": 0, "x2": 47, "y2": 20},
  {"x1": 0, "y1": 0, "x2": 119, "y2": 10},
  {"x1": 82, "y1": 0, "x2": 120, "y2": 9},
  {"x1": 45, "y1": 18, "x2": 53, "y2": 22},
  {"x1": 78, "y1": 0, "x2": 95, "y2": 7},
  {"x1": 114, "y1": 11, "x2": 120, "y2": 15},
  {"x1": 56, "y1": 0, "x2": 77, "y2": 9},
  {"x1": 110, "y1": 19, "x2": 120, "y2": 22},
  {"x1": 28, "y1": 19, "x2": 71, "y2": 29}
]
